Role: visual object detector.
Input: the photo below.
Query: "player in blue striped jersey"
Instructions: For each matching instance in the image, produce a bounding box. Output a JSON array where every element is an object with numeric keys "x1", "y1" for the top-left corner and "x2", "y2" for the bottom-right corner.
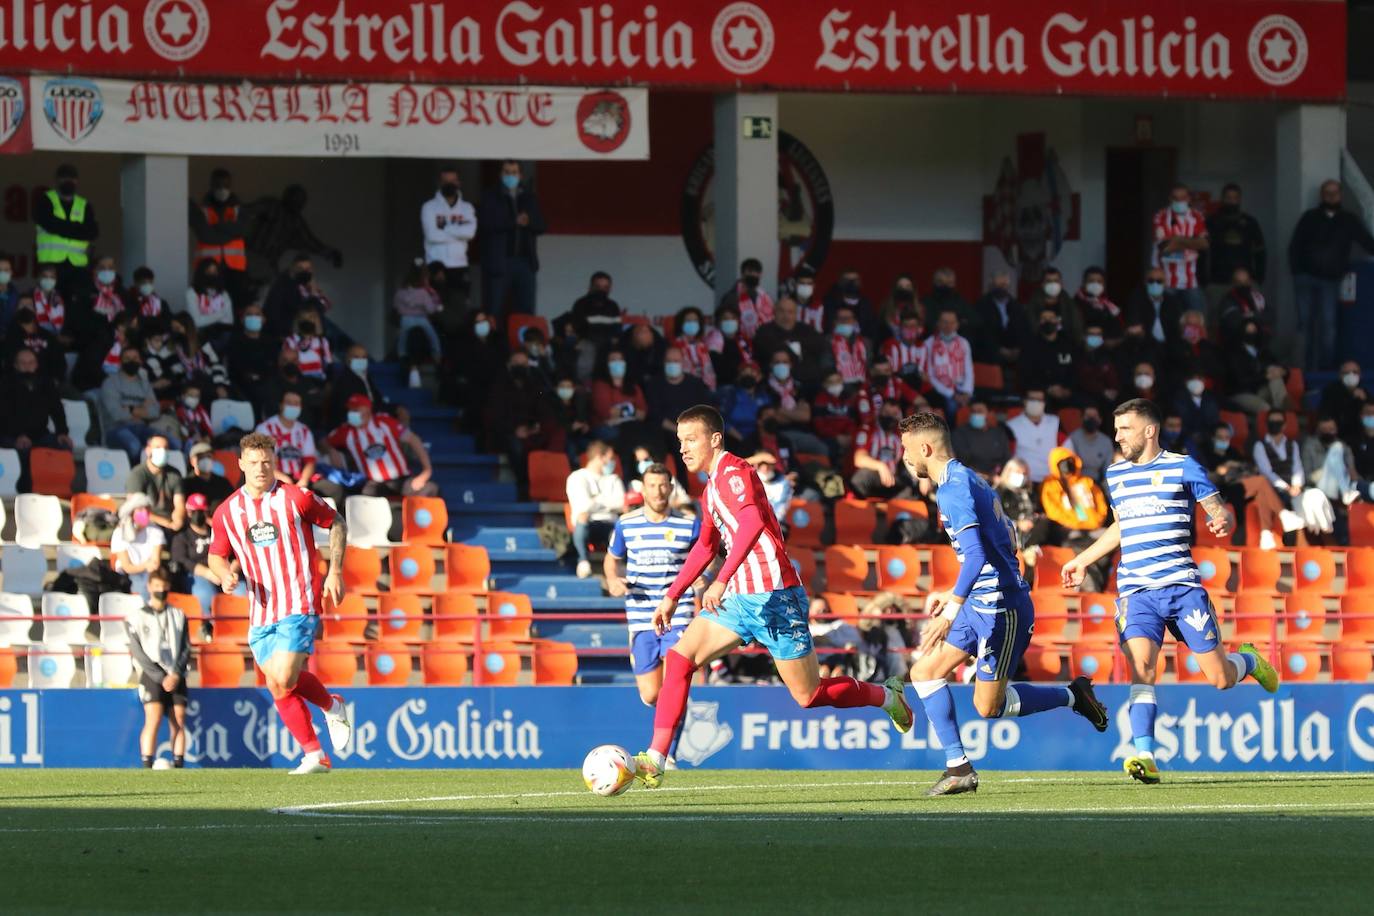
[
  {"x1": 1062, "y1": 399, "x2": 1279, "y2": 785},
  {"x1": 901, "y1": 412, "x2": 1109, "y2": 797},
  {"x1": 605, "y1": 463, "x2": 701, "y2": 763}
]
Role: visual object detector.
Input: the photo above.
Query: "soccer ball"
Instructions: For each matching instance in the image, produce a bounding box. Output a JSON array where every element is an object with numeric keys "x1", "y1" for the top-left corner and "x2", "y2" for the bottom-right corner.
[
  {"x1": 151, "y1": 758, "x2": 173, "y2": 771},
  {"x1": 582, "y1": 744, "x2": 636, "y2": 797}
]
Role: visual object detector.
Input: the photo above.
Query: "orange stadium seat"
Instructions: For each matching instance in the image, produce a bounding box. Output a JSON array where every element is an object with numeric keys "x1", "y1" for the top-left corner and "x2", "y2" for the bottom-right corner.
[
  {"x1": 1285, "y1": 369, "x2": 1306, "y2": 407},
  {"x1": 401, "y1": 497, "x2": 448, "y2": 546},
  {"x1": 1279, "y1": 643, "x2": 1322, "y2": 682},
  {"x1": 528, "y1": 450, "x2": 572, "y2": 503},
  {"x1": 819, "y1": 592, "x2": 860, "y2": 626},
  {"x1": 1191, "y1": 547, "x2": 1232, "y2": 594},
  {"x1": 885, "y1": 499, "x2": 929, "y2": 527},
  {"x1": 366, "y1": 642, "x2": 413, "y2": 686},
  {"x1": 1174, "y1": 645, "x2": 1209, "y2": 683},
  {"x1": 1332, "y1": 645, "x2": 1373, "y2": 681},
  {"x1": 1346, "y1": 548, "x2": 1374, "y2": 590},
  {"x1": 1194, "y1": 504, "x2": 1231, "y2": 549},
  {"x1": 0, "y1": 649, "x2": 16, "y2": 687},
  {"x1": 314, "y1": 641, "x2": 359, "y2": 687},
  {"x1": 198, "y1": 647, "x2": 246, "y2": 687},
  {"x1": 388, "y1": 544, "x2": 436, "y2": 593},
  {"x1": 322, "y1": 594, "x2": 369, "y2": 642},
  {"x1": 165, "y1": 592, "x2": 201, "y2": 623},
  {"x1": 421, "y1": 641, "x2": 470, "y2": 685},
  {"x1": 507, "y1": 314, "x2": 550, "y2": 350},
  {"x1": 474, "y1": 641, "x2": 523, "y2": 686},
  {"x1": 486, "y1": 591, "x2": 533, "y2": 639},
  {"x1": 533, "y1": 640, "x2": 578, "y2": 685},
  {"x1": 1292, "y1": 548, "x2": 1336, "y2": 593},
  {"x1": 1030, "y1": 591, "x2": 1069, "y2": 644},
  {"x1": 875, "y1": 546, "x2": 921, "y2": 594},
  {"x1": 1070, "y1": 644, "x2": 1116, "y2": 682},
  {"x1": 1339, "y1": 592, "x2": 1374, "y2": 642},
  {"x1": 972, "y1": 363, "x2": 1003, "y2": 390},
  {"x1": 784, "y1": 499, "x2": 824, "y2": 548},
  {"x1": 1350, "y1": 505, "x2": 1374, "y2": 547},
  {"x1": 1034, "y1": 546, "x2": 1073, "y2": 592},
  {"x1": 433, "y1": 592, "x2": 480, "y2": 641},
  {"x1": 376, "y1": 593, "x2": 425, "y2": 641},
  {"x1": 834, "y1": 499, "x2": 878, "y2": 544},
  {"x1": 1076, "y1": 593, "x2": 1118, "y2": 642},
  {"x1": 210, "y1": 594, "x2": 250, "y2": 642},
  {"x1": 1237, "y1": 549, "x2": 1281, "y2": 593},
  {"x1": 212, "y1": 450, "x2": 242, "y2": 487},
  {"x1": 1056, "y1": 407, "x2": 1082, "y2": 435},
  {"x1": 29, "y1": 447, "x2": 74, "y2": 499},
  {"x1": 445, "y1": 543, "x2": 491, "y2": 592},
  {"x1": 823, "y1": 545, "x2": 869, "y2": 592},
  {"x1": 342, "y1": 546, "x2": 382, "y2": 594},
  {"x1": 789, "y1": 549, "x2": 817, "y2": 592},
  {"x1": 929, "y1": 545, "x2": 960, "y2": 592},
  {"x1": 1219, "y1": 410, "x2": 1250, "y2": 452},
  {"x1": 1282, "y1": 592, "x2": 1327, "y2": 641},
  {"x1": 1022, "y1": 646, "x2": 1062, "y2": 681},
  {"x1": 1229, "y1": 592, "x2": 1278, "y2": 643}
]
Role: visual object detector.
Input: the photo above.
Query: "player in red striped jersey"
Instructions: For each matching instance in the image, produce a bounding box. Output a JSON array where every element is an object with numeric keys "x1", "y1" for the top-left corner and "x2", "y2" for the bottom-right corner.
[
  {"x1": 631, "y1": 405, "x2": 914, "y2": 787},
  {"x1": 207, "y1": 432, "x2": 352, "y2": 775}
]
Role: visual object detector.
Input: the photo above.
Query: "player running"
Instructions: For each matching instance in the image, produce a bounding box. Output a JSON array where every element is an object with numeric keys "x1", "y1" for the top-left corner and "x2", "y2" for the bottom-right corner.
[
  {"x1": 605, "y1": 461, "x2": 701, "y2": 767},
  {"x1": 900, "y1": 411, "x2": 1109, "y2": 797},
  {"x1": 208, "y1": 432, "x2": 353, "y2": 775},
  {"x1": 632, "y1": 405, "x2": 913, "y2": 787},
  {"x1": 1061, "y1": 398, "x2": 1278, "y2": 785}
]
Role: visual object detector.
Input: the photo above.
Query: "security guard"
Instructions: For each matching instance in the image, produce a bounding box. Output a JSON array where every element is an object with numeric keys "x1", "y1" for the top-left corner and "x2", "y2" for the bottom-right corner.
[
  {"x1": 189, "y1": 167, "x2": 249, "y2": 308},
  {"x1": 34, "y1": 163, "x2": 99, "y2": 300}
]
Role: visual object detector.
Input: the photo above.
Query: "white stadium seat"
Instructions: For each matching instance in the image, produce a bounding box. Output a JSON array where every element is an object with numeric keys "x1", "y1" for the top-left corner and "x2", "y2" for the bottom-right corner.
[
  {"x1": 55, "y1": 544, "x2": 102, "y2": 573},
  {"x1": 0, "y1": 593, "x2": 34, "y2": 646},
  {"x1": 14, "y1": 494, "x2": 63, "y2": 547},
  {"x1": 165, "y1": 449, "x2": 187, "y2": 474},
  {"x1": 316, "y1": 497, "x2": 337, "y2": 547},
  {"x1": 210, "y1": 399, "x2": 255, "y2": 436},
  {"x1": 62, "y1": 399, "x2": 93, "y2": 458},
  {"x1": 84, "y1": 448, "x2": 131, "y2": 496},
  {"x1": 27, "y1": 644, "x2": 76, "y2": 688},
  {"x1": 2, "y1": 546, "x2": 48, "y2": 595},
  {"x1": 97, "y1": 593, "x2": 143, "y2": 647},
  {"x1": 39, "y1": 592, "x2": 91, "y2": 645},
  {"x1": 0, "y1": 448, "x2": 21, "y2": 498},
  {"x1": 345, "y1": 495, "x2": 395, "y2": 548},
  {"x1": 89, "y1": 647, "x2": 135, "y2": 687}
]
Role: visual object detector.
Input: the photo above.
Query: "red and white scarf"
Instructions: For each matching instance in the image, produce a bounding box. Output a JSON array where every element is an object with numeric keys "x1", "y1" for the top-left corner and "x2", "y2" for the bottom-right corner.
[
  {"x1": 675, "y1": 337, "x2": 716, "y2": 390},
  {"x1": 737, "y1": 283, "x2": 774, "y2": 339},
  {"x1": 92, "y1": 283, "x2": 123, "y2": 322},
  {"x1": 830, "y1": 334, "x2": 868, "y2": 385}
]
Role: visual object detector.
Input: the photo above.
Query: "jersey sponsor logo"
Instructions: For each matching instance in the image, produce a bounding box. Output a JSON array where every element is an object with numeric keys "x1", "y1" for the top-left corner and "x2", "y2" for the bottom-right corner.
[
  {"x1": 279, "y1": 445, "x2": 303, "y2": 461},
  {"x1": 1115, "y1": 495, "x2": 1166, "y2": 519},
  {"x1": 364, "y1": 442, "x2": 388, "y2": 460},
  {"x1": 248, "y1": 521, "x2": 279, "y2": 547}
]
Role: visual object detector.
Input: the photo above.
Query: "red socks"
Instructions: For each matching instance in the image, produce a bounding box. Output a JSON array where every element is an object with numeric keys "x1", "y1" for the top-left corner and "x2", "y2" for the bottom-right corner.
[
  {"x1": 650, "y1": 651, "x2": 697, "y2": 757},
  {"x1": 804, "y1": 676, "x2": 886, "y2": 709},
  {"x1": 274, "y1": 694, "x2": 322, "y2": 753},
  {"x1": 293, "y1": 670, "x2": 332, "y2": 709}
]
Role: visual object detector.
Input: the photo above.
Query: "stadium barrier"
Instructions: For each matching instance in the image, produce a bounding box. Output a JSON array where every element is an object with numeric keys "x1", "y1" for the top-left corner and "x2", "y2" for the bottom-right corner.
[{"x1": 1, "y1": 685, "x2": 1372, "y2": 771}]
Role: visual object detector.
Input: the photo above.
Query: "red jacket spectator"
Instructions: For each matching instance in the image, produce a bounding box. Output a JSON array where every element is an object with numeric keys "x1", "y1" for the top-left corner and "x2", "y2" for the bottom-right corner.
[
  {"x1": 812, "y1": 384, "x2": 858, "y2": 440},
  {"x1": 591, "y1": 378, "x2": 647, "y2": 428}
]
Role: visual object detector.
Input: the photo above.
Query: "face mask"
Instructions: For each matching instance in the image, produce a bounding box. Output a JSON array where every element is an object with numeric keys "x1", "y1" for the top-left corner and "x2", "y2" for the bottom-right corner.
[
  {"x1": 282, "y1": 404, "x2": 302, "y2": 421},
  {"x1": 901, "y1": 327, "x2": 919, "y2": 343},
  {"x1": 188, "y1": 511, "x2": 206, "y2": 527},
  {"x1": 772, "y1": 363, "x2": 791, "y2": 381},
  {"x1": 825, "y1": 384, "x2": 844, "y2": 398},
  {"x1": 243, "y1": 315, "x2": 264, "y2": 332},
  {"x1": 1024, "y1": 399, "x2": 1045, "y2": 418},
  {"x1": 1214, "y1": 439, "x2": 1231, "y2": 454},
  {"x1": 213, "y1": 186, "x2": 231, "y2": 203},
  {"x1": 96, "y1": 269, "x2": 116, "y2": 286},
  {"x1": 1005, "y1": 472, "x2": 1025, "y2": 489},
  {"x1": 1042, "y1": 281, "x2": 1062, "y2": 298},
  {"x1": 604, "y1": 360, "x2": 626, "y2": 380},
  {"x1": 502, "y1": 174, "x2": 520, "y2": 191},
  {"x1": 1320, "y1": 432, "x2": 1338, "y2": 445},
  {"x1": 148, "y1": 589, "x2": 169, "y2": 606},
  {"x1": 132, "y1": 508, "x2": 150, "y2": 526},
  {"x1": 556, "y1": 386, "x2": 575, "y2": 401},
  {"x1": 1161, "y1": 430, "x2": 1181, "y2": 446},
  {"x1": 1183, "y1": 326, "x2": 1203, "y2": 344},
  {"x1": 204, "y1": 274, "x2": 221, "y2": 289},
  {"x1": 871, "y1": 374, "x2": 890, "y2": 386},
  {"x1": 681, "y1": 320, "x2": 700, "y2": 337},
  {"x1": 58, "y1": 180, "x2": 77, "y2": 196},
  {"x1": 440, "y1": 182, "x2": 459, "y2": 197},
  {"x1": 1085, "y1": 281, "x2": 1105, "y2": 297},
  {"x1": 795, "y1": 283, "x2": 813, "y2": 300},
  {"x1": 197, "y1": 457, "x2": 214, "y2": 474},
  {"x1": 1267, "y1": 419, "x2": 1285, "y2": 435},
  {"x1": 1171, "y1": 200, "x2": 1189, "y2": 215},
  {"x1": 1363, "y1": 415, "x2": 1374, "y2": 431},
  {"x1": 293, "y1": 271, "x2": 312, "y2": 286},
  {"x1": 757, "y1": 466, "x2": 774, "y2": 482},
  {"x1": 473, "y1": 320, "x2": 491, "y2": 339},
  {"x1": 840, "y1": 279, "x2": 860, "y2": 297},
  {"x1": 137, "y1": 282, "x2": 155, "y2": 297},
  {"x1": 834, "y1": 324, "x2": 855, "y2": 338},
  {"x1": 1135, "y1": 374, "x2": 1154, "y2": 390},
  {"x1": 1082, "y1": 417, "x2": 1101, "y2": 434},
  {"x1": 1186, "y1": 379, "x2": 1205, "y2": 397},
  {"x1": 297, "y1": 323, "x2": 316, "y2": 338},
  {"x1": 182, "y1": 395, "x2": 200, "y2": 409},
  {"x1": 347, "y1": 410, "x2": 364, "y2": 427},
  {"x1": 350, "y1": 357, "x2": 369, "y2": 375},
  {"x1": 940, "y1": 331, "x2": 957, "y2": 343},
  {"x1": 720, "y1": 319, "x2": 739, "y2": 336},
  {"x1": 39, "y1": 277, "x2": 57, "y2": 292},
  {"x1": 664, "y1": 362, "x2": 683, "y2": 380},
  {"x1": 1243, "y1": 331, "x2": 1260, "y2": 345},
  {"x1": 1345, "y1": 372, "x2": 1361, "y2": 389},
  {"x1": 149, "y1": 447, "x2": 167, "y2": 468},
  {"x1": 601, "y1": 460, "x2": 616, "y2": 476},
  {"x1": 0, "y1": 271, "x2": 10, "y2": 285},
  {"x1": 742, "y1": 275, "x2": 761, "y2": 290},
  {"x1": 121, "y1": 362, "x2": 140, "y2": 376},
  {"x1": 1039, "y1": 321, "x2": 1058, "y2": 336},
  {"x1": 968, "y1": 413, "x2": 987, "y2": 430},
  {"x1": 879, "y1": 415, "x2": 899, "y2": 432},
  {"x1": 637, "y1": 459, "x2": 653, "y2": 475},
  {"x1": 1085, "y1": 334, "x2": 1104, "y2": 350},
  {"x1": 1146, "y1": 281, "x2": 1165, "y2": 297}
]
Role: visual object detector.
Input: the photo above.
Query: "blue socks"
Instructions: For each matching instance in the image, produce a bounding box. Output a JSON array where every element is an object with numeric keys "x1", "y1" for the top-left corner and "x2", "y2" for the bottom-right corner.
[
  {"x1": 1129, "y1": 684, "x2": 1157, "y2": 755},
  {"x1": 1000, "y1": 684, "x2": 1072, "y2": 718},
  {"x1": 913, "y1": 679, "x2": 966, "y2": 766}
]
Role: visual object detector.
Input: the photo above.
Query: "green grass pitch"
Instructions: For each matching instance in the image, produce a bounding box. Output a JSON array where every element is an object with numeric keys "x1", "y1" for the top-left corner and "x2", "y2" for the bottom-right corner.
[{"x1": 2, "y1": 769, "x2": 1373, "y2": 914}]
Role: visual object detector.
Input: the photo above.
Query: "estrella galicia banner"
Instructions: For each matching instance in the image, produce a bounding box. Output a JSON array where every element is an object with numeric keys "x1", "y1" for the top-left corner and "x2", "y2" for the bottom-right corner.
[{"x1": 2, "y1": 685, "x2": 1373, "y2": 770}]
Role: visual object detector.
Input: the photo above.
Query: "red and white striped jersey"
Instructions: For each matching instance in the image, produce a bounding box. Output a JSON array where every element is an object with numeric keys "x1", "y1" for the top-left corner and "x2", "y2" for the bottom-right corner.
[
  {"x1": 703, "y1": 451, "x2": 801, "y2": 596},
  {"x1": 799, "y1": 301, "x2": 825, "y2": 333},
  {"x1": 34, "y1": 289, "x2": 64, "y2": 333},
  {"x1": 327, "y1": 414, "x2": 410, "y2": 482},
  {"x1": 1152, "y1": 207, "x2": 1208, "y2": 290},
  {"x1": 256, "y1": 414, "x2": 318, "y2": 481},
  {"x1": 209, "y1": 482, "x2": 335, "y2": 626},
  {"x1": 881, "y1": 337, "x2": 925, "y2": 378},
  {"x1": 283, "y1": 334, "x2": 333, "y2": 379},
  {"x1": 830, "y1": 334, "x2": 868, "y2": 384},
  {"x1": 852, "y1": 424, "x2": 902, "y2": 474}
]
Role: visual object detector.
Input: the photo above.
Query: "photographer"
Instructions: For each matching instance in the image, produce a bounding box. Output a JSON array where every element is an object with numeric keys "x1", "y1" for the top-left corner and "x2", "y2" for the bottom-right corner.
[{"x1": 125, "y1": 568, "x2": 190, "y2": 768}]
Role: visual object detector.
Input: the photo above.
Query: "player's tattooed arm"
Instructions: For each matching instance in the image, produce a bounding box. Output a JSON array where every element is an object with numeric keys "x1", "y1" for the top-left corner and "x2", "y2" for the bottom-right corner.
[
  {"x1": 328, "y1": 513, "x2": 347, "y2": 574},
  {"x1": 1199, "y1": 493, "x2": 1233, "y2": 537}
]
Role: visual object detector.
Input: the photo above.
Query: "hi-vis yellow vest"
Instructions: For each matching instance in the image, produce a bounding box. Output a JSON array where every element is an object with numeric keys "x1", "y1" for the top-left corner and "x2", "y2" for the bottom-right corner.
[{"x1": 36, "y1": 190, "x2": 90, "y2": 267}]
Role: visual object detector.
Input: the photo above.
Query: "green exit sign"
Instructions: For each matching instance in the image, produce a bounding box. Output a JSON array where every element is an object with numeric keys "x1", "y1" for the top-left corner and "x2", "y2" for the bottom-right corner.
[{"x1": 742, "y1": 116, "x2": 773, "y2": 139}]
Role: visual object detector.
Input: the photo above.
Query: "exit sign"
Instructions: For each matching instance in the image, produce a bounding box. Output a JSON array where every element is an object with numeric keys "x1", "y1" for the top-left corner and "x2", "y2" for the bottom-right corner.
[{"x1": 742, "y1": 116, "x2": 773, "y2": 139}]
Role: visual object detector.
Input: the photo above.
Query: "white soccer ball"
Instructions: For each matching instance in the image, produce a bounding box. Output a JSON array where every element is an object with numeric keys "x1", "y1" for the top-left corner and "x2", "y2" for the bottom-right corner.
[
  {"x1": 582, "y1": 744, "x2": 636, "y2": 797},
  {"x1": 151, "y1": 758, "x2": 173, "y2": 771}
]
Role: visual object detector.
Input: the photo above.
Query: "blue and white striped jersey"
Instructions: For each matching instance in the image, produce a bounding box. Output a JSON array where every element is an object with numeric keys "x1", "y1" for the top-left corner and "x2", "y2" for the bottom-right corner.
[
  {"x1": 935, "y1": 459, "x2": 1028, "y2": 614},
  {"x1": 1105, "y1": 450, "x2": 1218, "y2": 596},
  {"x1": 608, "y1": 508, "x2": 700, "y2": 634}
]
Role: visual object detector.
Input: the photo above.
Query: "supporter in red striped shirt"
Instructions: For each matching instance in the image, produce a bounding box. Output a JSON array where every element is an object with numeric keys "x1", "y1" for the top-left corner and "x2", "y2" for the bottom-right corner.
[
  {"x1": 850, "y1": 401, "x2": 911, "y2": 499},
  {"x1": 1152, "y1": 183, "x2": 1210, "y2": 315},
  {"x1": 124, "y1": 266, "x2": 164, "y2": 318},
  {"x1": 325, "y1": 395, "x2": 438, "y2": 496},
  {"x1": 281, "y1": 312, "x2": 332, "y2": 381},
  {"x1": 208, "y1": 431, "x2": 351, "y2": 775},
  {"x1": 881, "y1": 310, "x2": 926, "y2": 386},
  {"x1": 827, "y1": 304, "x2": 868, "y2": 387}
]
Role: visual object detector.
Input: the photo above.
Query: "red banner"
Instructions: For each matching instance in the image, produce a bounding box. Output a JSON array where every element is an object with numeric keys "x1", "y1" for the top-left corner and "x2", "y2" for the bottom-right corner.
[{"x1": 0, "y1": 1, "x2": 1346, "y2": 100}]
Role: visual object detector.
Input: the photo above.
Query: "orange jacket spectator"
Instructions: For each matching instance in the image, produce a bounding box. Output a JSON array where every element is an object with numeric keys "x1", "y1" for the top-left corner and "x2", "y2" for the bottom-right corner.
[{"x1": 1040, "y1": 446, "x2": 1109, "y2": 530}]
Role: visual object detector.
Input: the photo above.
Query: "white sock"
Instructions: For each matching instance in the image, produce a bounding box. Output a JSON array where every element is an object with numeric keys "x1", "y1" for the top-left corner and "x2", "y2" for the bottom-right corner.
[
  {"x1": 1063, "y1": 686, "x2": 1075, "y2": 708},
  {"x1": 913, "y1": 679, "x2": 947, "y2": 699},
  {"x1": 327, "y1": 697, "x2": 342, "y2": 715},
  {"x1": 646, "y1": 749, "x2": 665, "y2": 767},
  {"x1": 1129, "y1": 684, "x2": 1156, "y2": 705},
  {"x1": 1136, "y1": 749, "x2": 1155, "y2": 761},
  {"x1": 304, "y1": 749, "x2": 323, "y2": 763},
  {"x1": 1001, "y1": 685, "x2": 1021, "y2": 718},
  {"x1": 946, "y1": 755, "x2": 969, "y2": 769}
]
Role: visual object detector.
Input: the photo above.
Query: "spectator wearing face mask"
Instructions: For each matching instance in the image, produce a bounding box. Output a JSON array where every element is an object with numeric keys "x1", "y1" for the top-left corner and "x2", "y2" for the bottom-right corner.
[
  {"x1": 1216, "y1": 267, "x2": 1272, "y2": 348},
  {"x1": 590, "y1": 348, "x2": 648, "y2": 442},
  {"x1": 190, "y1": 167, "x2": 249, "y2": 308},
  {"x1": 1005, "y1": 389, "x2": 1067, "y2": 485},
  {"x1": 1124, "y1": 266, "x2": 1184, "y2": 348},
  {"x1": 393, "y1": 260, "x2": 444, "y2": 384},
  {"x1": 1023, "y1": 308, "x2": 1078, "y2": 411},
  {"x1": 126, "y1": 566, "x2": 190, "y2": 768},
  {"x1": 627, "y1": 445, "x2": 692, "y2": 511},
  {"x1": 619, "y1": 322, "x2": 665, "y2": 390},
  {"x1": 1205, "y1": 183, "x2": 1266, "y2": 308},
  {"x1": 74, "y1": 254, "x2": 127, "y2": 336},
  {"x1": 281, "y1": 312, "x2": 332, "y2": 382},
  {"x1": 186, "y1": 257, "x2": 234, "y2": 339},
  {"x1": 566, "y1": 440, "x2": 625, "y2": 578},
  {"x1": 126, "y1": 434, "x2": 185, "y2": 531},
  {"x1": 1173, "y1": 370, "x2": 1222, "y2": 442},
  {"x1": 264, "y1": 253, "x2": 330, "y2": 337},
  {"x1": 1152, "y1": 183, "x2": 1210, "y2": 315},
  {"x1": 718, "y1": 360, "x2": 769, "y2": 453},
  {"x1": 857, "y1": 356, "x2": 919, "y2": 422},
  {"x1": 923, "y1": 266, "x2": 979, "y2": 344},
  {"x1": 171, "y1": 494, "x2": 247, "y2": 619},
  {"x1": 421, "y1": 164, "x2": 477, "y2": 298},
  {"x1": 822, "y1": 267, "x2": 872, "y2": 336},
  {"x1": 1076, "y1": 324, "x2": 1121, "y2": 412},
  {"x1": 124, "y1": 266, "x2": 164, "y2": 319},
  {"x1": 228, "y1": 304, "x2": 280, "y2": 415},
  {"x1": 786, "y1": 264, "x2": 824, "y2": 333},
  {"x1": 973, "y1": 269, "x2": 1029, "y2": 374},
  {"x1": 1320, "y1": 361, "x2": 1368, "y2": 443},
  {"x1": 1289, "y1": 179, "x2": 1374, "y2": 371},
  {"x1": 720, "y1": 257, "x2": 774, "y2": 340},
  {"x1": 34, "y1": 163, "x2": 98, "y2": 300},
  {"x1": 1073, "y1": 266, "x2": 1122, "y2": 343},
  {"x1": 1253, "y1": 410, "x2": 1306, "y2": 516},
  {"x1": 850, "y1": 403, "x2": 909, "y2": 499},
  {"x1": 704, "y1": 303, "x2": 751, "y2": 388},
  {"x1": 327, "y1": 395, "x2": 437, "y2": 497},
  {"x1": 1124, "y1": 362, "x2": 1161, "y2": 405},
  {"x1": 1025, "y1": 266, "x2": 1082, "y2": 346},
  {"x1": 1301, "y1": 417, "x2": 1358, "y2": 544},
  {"x1": 746, "y1": 451, "x2": 794, "y2": 522},
  {"x1": 1166, "y1": 310, "x2": 1222, "y2": 391},
  {"x1": 329, "y1": 343, "x2": 401, "y2": 428},
  {"x1": 881, "y1": 310, "x2": 927, "y2": 388},
  {"x1": 550, "y1": 375, "x2": 593, "y2": 463},
  {"x1": 31, "y1": 264, "x2": 68, "y2": 342},
  {"x1": 453, "y1": 310, "x2": 506, "y2": 436},
  {"x1": 753, "y1": 295, "x2": 822, "y2": 388},
  {"x1": 483, "y1": 352, "x2": 560, "y2": 490},
  {"x1": 996, "y1": 458, "x2": 1049, "y2": 562},
  {"x1": 812, "y1": 371, "x2": 859, "y2": 459},
  {"x1": 672, "y1": 305, "x2": 716, "y2": 390},
  {"x1": 4, "y1": 304, "x2": 66, "y2": 382},
  {"x1": 70, "y1": 309, "x2": 133, "y2": 394},
  {"x1": 1193, "y1": 421, "x2": 1284, "y2": 550},
  {"x1": 0, "y1": 347, "x2": 72, "y2": 490},
  {"x1": 479, "y1": 159, "x2": 544, "y2": 318},
  {"x1": 951, "y1": 401, "x2": 1011, "y2": 478},
  {"x1": 645, "y1": 345, "x2": 714, "y2": 456},
  {"x1": 920, "y1": 308, "x2": 974, "y2": 416},
  {"x1": 519, "y1": 327, "x2": 556, "y2": 388},
  {"x1": 0, "y1": 255, "x2": 18, "y2": 328},
  {"x1": 567, "y1": 271, "x2": 622, "y2": 356},
  {"x1": 101, "y1": 351, "x2": 181, "y2": 461},
  {"x1": 174, "y1": 383, "x2": 213, "y2": 444},
  {"x1": 877, "y1": 274, "x2": 920, "y2": 345},
  {"x1": 1067, "y1": 406, "x2": 1114, "y2": 483},
  {"x1": 179, "y1": 441, "x2": 234, "y2": 512},
  {"x1": 111, "y1": 494, "x2": 166, "y2": 599},
  {"x1": 1041, "y1": 447, "x2": 1111, "y2": 588},
  {"x1": 1353, "y1": 403, "x2": 1374, "y2": 487},
  {"x1": 1223, "y1": 320, "x2": 1289, "y2": 419},
  {"x1": 825, "y1": 305, "x2": 869, "y2": 389},
  {"x1": 763, "y1": 351, "x2": 820, "y2": 453}
]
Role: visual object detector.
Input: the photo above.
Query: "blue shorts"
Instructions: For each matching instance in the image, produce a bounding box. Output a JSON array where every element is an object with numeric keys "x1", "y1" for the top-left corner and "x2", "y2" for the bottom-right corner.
[
  {"x1": 711, "y1": 585, "x2": 814, "y2": 661},
  {"x1": 630, "y1": 626, "x2": 687, "y2": 676},
  {"x1": 1116, "y1": 585, "x2": 1221, "y2": 653},
  {"x1": 946, "y1": 591, "x2": 1034, "y2": 682},
  {"x1": 248, "y1": 614, "x2": 318, "y2": 667}
]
